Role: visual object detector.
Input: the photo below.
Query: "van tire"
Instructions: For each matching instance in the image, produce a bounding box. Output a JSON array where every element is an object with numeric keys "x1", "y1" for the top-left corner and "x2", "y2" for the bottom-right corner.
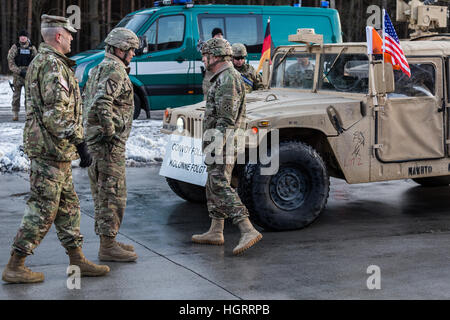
[
  {"x1": 133, "y1": 92, "x2": 142, "y2": 120},
  {"x1": 412, "y1": 176, "x2": 450, "y2": 187},
  {"x1": 166, "y1": 178, "x2": 207, "y2": 203},
  {"x1": 238, "y1": 141, "x2": 329, "y2": 231}
]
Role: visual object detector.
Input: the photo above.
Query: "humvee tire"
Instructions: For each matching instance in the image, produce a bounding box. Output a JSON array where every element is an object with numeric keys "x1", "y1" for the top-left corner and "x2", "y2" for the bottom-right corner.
[
  {"x1": 238, "y1": 141, "x2": 330, "y2": 231},
  {"x1": 412, "y1": 176, "x2": 450, "y2": 187},
  {"x1": 166, "y1": 177, "x2": 207, "y2": 203}
]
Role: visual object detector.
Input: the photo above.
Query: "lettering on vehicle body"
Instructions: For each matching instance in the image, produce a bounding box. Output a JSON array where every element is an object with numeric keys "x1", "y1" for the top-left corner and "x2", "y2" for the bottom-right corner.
[{"x1": 408, "y1": 165, "x2": 432, "y2": 176}]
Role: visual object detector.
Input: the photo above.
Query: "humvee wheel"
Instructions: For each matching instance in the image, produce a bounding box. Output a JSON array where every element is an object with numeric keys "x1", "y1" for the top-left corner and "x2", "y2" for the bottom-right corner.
[
  {"x1": 239, "y1": 141, "x2": 330, "y2": 231},
  {"x1": 166, "y1": 178, "x2": 207, "y2": 203},
  {"x1": 412, "y1": 176, "x2": 450, "y2": 187}
]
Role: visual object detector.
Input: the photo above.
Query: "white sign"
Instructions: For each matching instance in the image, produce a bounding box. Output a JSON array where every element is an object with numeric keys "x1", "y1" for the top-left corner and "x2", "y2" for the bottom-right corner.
[{"x1": 159, "y1": 135, "x2": 208, "y2": 187}]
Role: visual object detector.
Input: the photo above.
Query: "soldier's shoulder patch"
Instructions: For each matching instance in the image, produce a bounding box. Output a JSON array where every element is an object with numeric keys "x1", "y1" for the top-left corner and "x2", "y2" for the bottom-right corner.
[
  {"x1": 106, "y1": 78, "x2": 118, "y2": 95},
  {"x1": 59, "y1": 74, "x2": 69, "y2": 92}
]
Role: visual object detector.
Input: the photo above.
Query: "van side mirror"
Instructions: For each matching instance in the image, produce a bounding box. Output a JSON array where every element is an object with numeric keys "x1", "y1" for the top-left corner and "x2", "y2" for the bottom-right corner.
[
  {"x1": 374, "y1": 62, "x2": 395, "y2": 94},
  {"x1": 135, "y1": 36, "x2": 148, "y2": 56}
]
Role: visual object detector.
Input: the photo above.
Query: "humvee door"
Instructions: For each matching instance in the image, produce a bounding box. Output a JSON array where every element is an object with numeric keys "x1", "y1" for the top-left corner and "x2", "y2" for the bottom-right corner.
[{"x1": 375, "y1": 58, "x2": 445, "y2": 162}]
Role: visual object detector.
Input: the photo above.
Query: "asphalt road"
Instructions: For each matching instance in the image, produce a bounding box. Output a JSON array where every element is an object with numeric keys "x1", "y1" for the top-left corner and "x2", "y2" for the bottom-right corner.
[{"x1": 2, "y1": 164, "x2": 450, "y2": 299}]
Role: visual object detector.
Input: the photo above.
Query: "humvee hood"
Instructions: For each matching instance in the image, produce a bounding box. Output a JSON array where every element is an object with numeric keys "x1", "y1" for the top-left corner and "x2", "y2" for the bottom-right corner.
[{"x1": 245, "y1": 89, "x2": 365, "y2": 134}]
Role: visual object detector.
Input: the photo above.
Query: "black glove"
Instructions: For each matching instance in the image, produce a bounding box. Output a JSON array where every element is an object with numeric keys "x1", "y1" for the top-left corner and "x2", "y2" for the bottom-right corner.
[
  {"x1": 76, "y1": 142, "x2": 92, "y2": 168},
  {"x1": 20, "y1": 69, "x2": 27, "y2": 78}
]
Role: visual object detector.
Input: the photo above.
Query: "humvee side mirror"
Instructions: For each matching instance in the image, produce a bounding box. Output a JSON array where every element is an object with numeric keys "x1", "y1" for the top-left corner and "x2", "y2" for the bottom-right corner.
[
  {"x1": 135, "y1": 35, "x2": 148, "y2": 56},
  {"x1": 373, "y1": 62, "x2": 395, "y2": 94}
]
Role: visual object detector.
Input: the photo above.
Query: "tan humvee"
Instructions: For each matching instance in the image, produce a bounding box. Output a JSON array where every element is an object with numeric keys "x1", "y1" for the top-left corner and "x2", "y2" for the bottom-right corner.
[{"x1": 160, "y1": 8, "x2": 450, "y2": 231}]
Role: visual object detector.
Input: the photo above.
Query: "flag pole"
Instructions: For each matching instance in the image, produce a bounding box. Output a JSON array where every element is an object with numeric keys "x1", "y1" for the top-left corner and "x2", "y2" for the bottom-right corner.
[{"x1": 382, "y1": 8, "x2": 386, "y2": 84}]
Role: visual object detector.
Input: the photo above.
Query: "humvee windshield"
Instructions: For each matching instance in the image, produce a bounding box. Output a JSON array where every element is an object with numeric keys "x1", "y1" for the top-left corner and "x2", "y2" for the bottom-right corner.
[
  {"x1": 272, "y1": 53, "x2": 316, "y2": 90},
  {"x1": 272, "y1": 51, "x2": 370, "y2": 93},
  {"x1": 319, "y1": 53, "x2": 369, "y2": 93}
]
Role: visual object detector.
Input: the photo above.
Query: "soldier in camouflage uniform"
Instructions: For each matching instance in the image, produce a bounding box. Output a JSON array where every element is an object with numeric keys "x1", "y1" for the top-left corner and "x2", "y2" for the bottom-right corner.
[
  {"x1": 2, "y1": 15, "x2": 110, "y2": 284},
  {"x1": 192, "y1": 38, "x2": 262, "y2": 255},
  {"x1": 231, "y1": 43, "x2": 264, "y2": 93},
  {"x1": 83, "y1": 28, "x2": 139, "y2": 262},
  {"x1": 7, "y1": 30, "x2": 37, "y2": 121}
]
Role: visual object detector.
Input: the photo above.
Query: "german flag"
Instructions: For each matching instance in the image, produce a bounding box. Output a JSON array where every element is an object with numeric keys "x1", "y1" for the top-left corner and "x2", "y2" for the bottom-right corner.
[{"x1": 257, "y1": 18, "x2": 274, "y2": 72}]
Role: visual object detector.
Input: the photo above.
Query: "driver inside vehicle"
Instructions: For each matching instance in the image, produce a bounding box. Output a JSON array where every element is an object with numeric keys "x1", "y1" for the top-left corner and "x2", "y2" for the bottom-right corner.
[{"x1": 285, "y1": 56, "x2": 315, "y2": 88}]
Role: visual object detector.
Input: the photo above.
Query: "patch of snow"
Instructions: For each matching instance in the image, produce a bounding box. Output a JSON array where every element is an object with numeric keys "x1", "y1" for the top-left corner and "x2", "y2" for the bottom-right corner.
[{"x1": 0, "y1": 120, "x2": 167, "y2": 173}]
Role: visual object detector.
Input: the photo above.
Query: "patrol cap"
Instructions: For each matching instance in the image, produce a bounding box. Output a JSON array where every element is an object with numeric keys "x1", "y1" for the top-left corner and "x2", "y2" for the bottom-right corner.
[{"x1": 41, "y1": 14, "x2": 77, "y2": 33}]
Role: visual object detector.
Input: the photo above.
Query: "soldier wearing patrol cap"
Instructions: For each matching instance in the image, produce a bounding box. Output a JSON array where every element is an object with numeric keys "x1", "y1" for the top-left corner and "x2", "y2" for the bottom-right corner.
[
  {"x1": 2, "y1": 14, "x2": 110, "y2": 284},
  {"x1": 7, "y1": 29, "x2": 37, "y2": 121},
  {"x1": 231, "y1": 43, "x2": 264, "y2": 93},
  {"x1": 83, "y1": 28, "x2": 139, "y2": 262},
  {"x1": 192, "y1": 37, "x2": 263, "y2": 255}
]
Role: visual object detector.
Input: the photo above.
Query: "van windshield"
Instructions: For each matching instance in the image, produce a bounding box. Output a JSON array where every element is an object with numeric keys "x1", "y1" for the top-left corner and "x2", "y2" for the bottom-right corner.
[{"x1": 95, "y1": 14, "x2": 152, "y2": 49}]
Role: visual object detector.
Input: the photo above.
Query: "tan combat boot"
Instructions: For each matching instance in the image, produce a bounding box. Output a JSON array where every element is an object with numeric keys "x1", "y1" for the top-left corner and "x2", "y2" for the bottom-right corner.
[
  {"x1": 12, "y1": 112, "x2": 19, "y2": 121},
  {"x1": 116, "y1": 241, "x2": 134, "y2": 252},
  {"x1": 67, "y1": 247, "x2": 110, "y2": 277},
  {"x1": 2, "y1": 251, "x2": 44, "y2": 283},
  {"x1": 192, "y1": 218, "x2": 225, "y2": 245},
  {"x1": 232, "y1": 218, "x2": 262, "y2": 255},
  {"x1": 99, "y1": 236, "x2": 138, "y2": 262}
]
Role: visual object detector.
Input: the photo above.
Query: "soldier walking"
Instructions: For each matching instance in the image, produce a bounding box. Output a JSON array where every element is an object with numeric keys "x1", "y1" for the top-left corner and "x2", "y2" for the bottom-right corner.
[
  {"x1": 83, "y1": 28, "x2": 139, "y2": 262},
  {"x1": 231, "y1": 43, "x2": 264, "y2": 93},
  {"x1": 2, "y1": 15, "x2": 110, "y2": 284},
  {"x1": 7, "y1": 30, "x2": 37, "y2": 121},
  {"x1": 192, "y1": 38, "x2": 262, "y2": 255}
]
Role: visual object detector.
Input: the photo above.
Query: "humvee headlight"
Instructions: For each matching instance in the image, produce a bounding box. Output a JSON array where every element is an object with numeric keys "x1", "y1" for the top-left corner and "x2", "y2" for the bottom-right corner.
[
  {"x1": 177, "y1": 117, "x2": 185, "y2": 133},
  {"x1": 164, "y1": 108, "x2": 172, "y2": 123}
]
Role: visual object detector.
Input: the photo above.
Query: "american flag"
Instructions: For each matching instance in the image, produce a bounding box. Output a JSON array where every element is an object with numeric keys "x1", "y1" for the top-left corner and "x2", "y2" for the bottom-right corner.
[{"x1": 383, "y1": 10, "x2": 411, "y2": 77}]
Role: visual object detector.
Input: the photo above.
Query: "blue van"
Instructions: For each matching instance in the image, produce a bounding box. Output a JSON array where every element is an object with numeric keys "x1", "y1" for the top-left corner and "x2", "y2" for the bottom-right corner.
[{"x1": 72, "y1": 1, "x2": 342, "y2": 118}]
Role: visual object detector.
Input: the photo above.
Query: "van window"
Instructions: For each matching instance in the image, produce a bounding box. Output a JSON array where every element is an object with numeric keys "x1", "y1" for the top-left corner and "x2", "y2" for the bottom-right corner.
[
  {"x1": 198, "y1": 14, "x2": 263, "y2": 53},
  {"x1": 144, "y1": 15, "x2": 185, "y2": 52},
  {"x1": 95, "y1": 14, "x2": 151, "y2": 49}
]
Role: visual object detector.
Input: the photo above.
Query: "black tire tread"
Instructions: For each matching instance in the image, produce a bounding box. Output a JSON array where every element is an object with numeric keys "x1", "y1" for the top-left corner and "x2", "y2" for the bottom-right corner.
[{"x1": 238, "y1": 141, "x2": 330, "y2": 231}]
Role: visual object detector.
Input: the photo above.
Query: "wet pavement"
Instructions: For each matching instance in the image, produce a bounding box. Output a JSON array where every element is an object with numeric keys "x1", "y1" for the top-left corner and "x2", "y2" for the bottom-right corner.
[{"x1": 1, "y1": 166, "x2": 450, "y2": 299}]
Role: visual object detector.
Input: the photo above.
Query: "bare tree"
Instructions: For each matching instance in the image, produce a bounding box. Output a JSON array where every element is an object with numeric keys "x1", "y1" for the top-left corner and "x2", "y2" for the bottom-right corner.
[
  {"x1": 27, "y1": 0, "x2": 33, "y2": 34},
  {"x1": 1, "y1": 0, "x2": 8, "y2": 74},
  {"x1": 90, "y1": 0, "x2": 101, "y2": 47}
]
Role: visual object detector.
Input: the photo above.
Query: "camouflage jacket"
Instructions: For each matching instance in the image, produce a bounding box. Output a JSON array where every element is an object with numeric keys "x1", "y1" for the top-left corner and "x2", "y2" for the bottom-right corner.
[
  {"x1": 234, "y1": 63, "x2": 264, "y2": 93},
  {"x1": 203, "y1": 62, "x2": 246, "y2": 151},
  {"x1": 83, "y1": 53, "x2": 134, "y2": 151},
  {"x1": 7, "y1": 41, "x2": 37, "y2": 75},
  {"x1": 23, "y1": 43, "x2": 83, "y2": 161}
]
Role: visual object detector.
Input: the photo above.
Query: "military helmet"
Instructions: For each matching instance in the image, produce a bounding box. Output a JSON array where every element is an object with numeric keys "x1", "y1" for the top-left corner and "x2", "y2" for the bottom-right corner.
[
  {"x1": 105, "y1": 28, "x2": 139, "y2": 51},
  {"x1": 232, "y1": 43, "x2": 247, "y2": 57},
  {"x1": 201, "y1": 38, "x2": 232, "y2": 57}
]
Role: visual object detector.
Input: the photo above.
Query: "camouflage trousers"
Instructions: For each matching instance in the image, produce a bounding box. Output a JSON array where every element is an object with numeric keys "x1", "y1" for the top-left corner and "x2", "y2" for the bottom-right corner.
[
  {"x1": 88, "y1": 143, "x2": 127, "y2": 237},
  {"x1": 12, "y1": 74, "x2": 25, "y2": 112},
  {"x1": 12, "y1": 158, "x2": 83, "y2": 255},
  {"x1": 206, "y1": 162, "x2": 249, "y2": 224}
]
